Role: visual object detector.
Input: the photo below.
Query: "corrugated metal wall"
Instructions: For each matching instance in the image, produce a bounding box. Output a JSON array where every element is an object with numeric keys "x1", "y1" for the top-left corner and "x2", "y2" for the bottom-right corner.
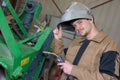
[
  {"x1": 90, "y1": 0, "x2": 120, "y2": 45},
  {"x1": 37, "y1": 0, "x2": 105, "y2": 17}
]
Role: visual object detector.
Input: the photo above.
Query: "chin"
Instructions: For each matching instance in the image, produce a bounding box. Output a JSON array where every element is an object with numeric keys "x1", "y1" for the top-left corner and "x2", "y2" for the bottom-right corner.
[
  {"x1": 80, "y1": 34, "x2": 84, "y2": 37},
  {"x1": 80, "y1": 33, "x2": 87, "y2": 37}
]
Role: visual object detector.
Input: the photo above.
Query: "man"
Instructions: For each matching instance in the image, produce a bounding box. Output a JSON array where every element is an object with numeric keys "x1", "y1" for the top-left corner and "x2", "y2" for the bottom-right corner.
[{"x1": 52, "y1": 2, "x2": 120, "y2": 80}]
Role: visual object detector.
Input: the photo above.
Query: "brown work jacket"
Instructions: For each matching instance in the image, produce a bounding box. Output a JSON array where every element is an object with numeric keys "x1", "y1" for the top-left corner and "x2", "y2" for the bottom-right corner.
[{"x1": 52, "y1": 31, "x2": 120, "y2": 80}]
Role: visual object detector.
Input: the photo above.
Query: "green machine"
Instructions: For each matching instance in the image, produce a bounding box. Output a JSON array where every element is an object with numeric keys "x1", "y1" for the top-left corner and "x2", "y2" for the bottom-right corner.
[{"x1": 0, "y1": 0, "x2": 53, "y2": 80}]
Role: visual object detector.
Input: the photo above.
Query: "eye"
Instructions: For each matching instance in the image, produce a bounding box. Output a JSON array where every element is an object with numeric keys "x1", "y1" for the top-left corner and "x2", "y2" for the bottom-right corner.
[
  {"x1": 77, "y1": 20, "x2": 82, "y2": 24},
  {"x1": 72, "y1": 19, "x2": 83, "y2": 27}
]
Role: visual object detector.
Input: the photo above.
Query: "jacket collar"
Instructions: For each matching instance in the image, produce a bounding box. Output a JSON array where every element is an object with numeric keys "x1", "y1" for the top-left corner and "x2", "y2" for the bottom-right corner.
[
  {"x1": 78, "y1": 31, "x2": 108, "y2": 43},
  {"x1": 90, "y1": 31, "x2": 108, "y2": 43}
]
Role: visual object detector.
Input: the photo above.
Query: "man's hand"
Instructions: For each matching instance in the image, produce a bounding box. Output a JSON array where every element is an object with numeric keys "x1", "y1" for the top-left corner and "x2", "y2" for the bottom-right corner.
[
  {"x1": 53, "y1": 26, "x2": 62, "y2": 40},
  {"x1": 57, "y1": 60, "x2": 73, "y2": 75}
]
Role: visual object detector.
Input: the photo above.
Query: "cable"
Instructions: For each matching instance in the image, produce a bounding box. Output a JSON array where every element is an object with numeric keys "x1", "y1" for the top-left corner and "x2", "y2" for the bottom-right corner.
[
  {"x1": 43, "y1": 51, "x2": 58, "y2": 57},
  {"x1": 43, "y1": 51, "x2": 64, "y2": 62}
]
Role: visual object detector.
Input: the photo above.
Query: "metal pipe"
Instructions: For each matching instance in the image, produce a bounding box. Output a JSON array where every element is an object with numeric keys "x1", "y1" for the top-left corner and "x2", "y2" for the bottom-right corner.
[
  {"x1": 52, "y1": 0, "x2": 62, "y2": 15},
  {"x1": 91, "y1": 0, "x2": 113, "y2": 9}
]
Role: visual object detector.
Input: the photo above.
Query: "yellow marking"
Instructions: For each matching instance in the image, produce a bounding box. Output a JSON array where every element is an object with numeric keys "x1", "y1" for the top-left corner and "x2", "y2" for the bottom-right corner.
[{"x1": 21, "y1": 57, "x2": 29, "y2": 66}]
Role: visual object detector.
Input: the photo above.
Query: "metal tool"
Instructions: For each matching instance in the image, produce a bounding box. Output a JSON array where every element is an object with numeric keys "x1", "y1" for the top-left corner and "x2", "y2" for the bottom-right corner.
[{"x1": 43, "y1": 51, "x2": 64, "y2": 62}]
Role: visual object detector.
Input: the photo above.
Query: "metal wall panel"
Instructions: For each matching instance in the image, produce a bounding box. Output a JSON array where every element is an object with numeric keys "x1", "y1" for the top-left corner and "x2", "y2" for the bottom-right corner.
[
  {"x1": 37, "y1": 0, "x2": 61, "y2": 19},
  {"x1": 91, "y1": 0, "x2": 120, "y2": 45},
  {"x1": 37, "y1": 0, "x2": 101, "y2": 17}
]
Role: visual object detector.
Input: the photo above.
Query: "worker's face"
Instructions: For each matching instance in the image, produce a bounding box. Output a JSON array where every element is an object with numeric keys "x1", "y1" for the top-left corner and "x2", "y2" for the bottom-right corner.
[{"x1": 72, "y1": 19, "x2": 92, "y2": 37}]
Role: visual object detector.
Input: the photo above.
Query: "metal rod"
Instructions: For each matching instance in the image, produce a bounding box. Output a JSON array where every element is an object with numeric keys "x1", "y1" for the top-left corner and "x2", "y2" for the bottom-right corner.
[
  {"x1": 52, "y1": 0, "x2": 62, "y2": 15},
  {"x1": 43, "y1": 51, "x2": 58, "y2": 57},
  {"x1": 91, "y1": 0, "x2": 113, "y2": 9}
]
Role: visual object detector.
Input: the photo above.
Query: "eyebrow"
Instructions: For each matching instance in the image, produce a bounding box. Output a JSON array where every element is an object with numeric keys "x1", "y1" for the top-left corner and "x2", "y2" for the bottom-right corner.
[{"x1": 72, "y1": 19, "x2": 82, "y2": 24}]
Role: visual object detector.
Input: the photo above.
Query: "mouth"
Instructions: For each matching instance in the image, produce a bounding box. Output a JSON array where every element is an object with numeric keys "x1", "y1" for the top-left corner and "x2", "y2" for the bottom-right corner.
[{"x1": 77, "y1": 29, "x2": 83, "y2": 33}]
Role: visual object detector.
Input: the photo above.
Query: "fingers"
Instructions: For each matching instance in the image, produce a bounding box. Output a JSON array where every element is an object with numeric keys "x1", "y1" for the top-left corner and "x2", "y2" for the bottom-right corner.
[
  {"x1": 60, "y1": 66, "x2": 64, "y2": 69},
  {"x1": 57, "y1": 62, "x2": 64, "y2": 70},
  {"x1": 53, "y1": 28, "x2": 59, "y2": 35},
  {"x1": 57, "y1": 61, "x2": 73, "y2": 74},
  {"x1": 53, "y1": 26, "x2": 62, "y2": 33},
  {"x1": 57, "y1": 62, "x2": 64, "y2": 66},
  {"x1": 53, "y1": 26, "x2": 62, "y2": 40}
]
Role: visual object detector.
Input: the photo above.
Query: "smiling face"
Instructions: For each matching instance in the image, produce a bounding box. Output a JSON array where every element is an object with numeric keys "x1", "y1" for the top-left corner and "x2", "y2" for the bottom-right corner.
[{"x1": 72, "y1": 18, "x2": 93, "y2": 38}]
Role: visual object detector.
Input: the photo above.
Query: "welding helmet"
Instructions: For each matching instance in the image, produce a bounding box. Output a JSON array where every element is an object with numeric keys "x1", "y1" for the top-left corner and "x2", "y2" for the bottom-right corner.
[{"x1": 58, "y1": 2, "x2": 93, "y2": 31}]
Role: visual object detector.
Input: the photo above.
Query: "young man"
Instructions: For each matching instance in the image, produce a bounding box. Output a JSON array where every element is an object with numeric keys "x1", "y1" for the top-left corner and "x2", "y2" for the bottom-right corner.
[{"x1": 52, "y1": 2, "x2": 120, "y2": 80}]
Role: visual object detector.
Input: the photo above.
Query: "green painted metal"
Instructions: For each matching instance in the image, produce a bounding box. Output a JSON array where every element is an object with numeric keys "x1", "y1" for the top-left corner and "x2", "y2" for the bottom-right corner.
[
  {"x1": 33, "y1": 2, "x2": 44, "y2": 30},
  {"x1": 34, "y1": 27, "x2": 52, "y2": 50},
  {"x1": 17, "y1": 0, "x2": 28, "y2": 16},
  {"x1": 0, "y1": 0, "x2": 53, "y2": 80},
  {"x1": 4, "y1": 0, "x2": 43, "y2": 37},
  {"x1": 4, "y1": 0, "x2": 28, "y2": 37},
  {"x1": 0, "y1": 6, "x2": 21, "y2": 71}
]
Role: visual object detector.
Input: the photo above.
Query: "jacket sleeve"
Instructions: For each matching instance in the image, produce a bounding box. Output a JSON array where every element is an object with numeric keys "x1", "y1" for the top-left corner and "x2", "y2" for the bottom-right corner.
[{"x1": 52, "y1": 39, "x2": 65, "y2": 59}]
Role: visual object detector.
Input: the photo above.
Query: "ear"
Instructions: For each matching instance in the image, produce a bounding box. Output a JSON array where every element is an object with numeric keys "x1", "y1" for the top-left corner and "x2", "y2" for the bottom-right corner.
[{"x1": 89, "y1": 18, "x2": 94, "y2": 23}]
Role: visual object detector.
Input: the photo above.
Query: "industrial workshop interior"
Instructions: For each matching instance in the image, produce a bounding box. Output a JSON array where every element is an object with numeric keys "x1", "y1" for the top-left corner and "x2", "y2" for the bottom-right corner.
[{"x1": 0, "y1": 0, "x2": 120, "y2": 80}]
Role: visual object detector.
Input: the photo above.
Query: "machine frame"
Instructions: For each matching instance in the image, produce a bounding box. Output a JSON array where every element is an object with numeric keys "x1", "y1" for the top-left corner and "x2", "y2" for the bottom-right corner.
[{"x1": 0, "y1": 0, "x2": 53, "y2": 80}]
